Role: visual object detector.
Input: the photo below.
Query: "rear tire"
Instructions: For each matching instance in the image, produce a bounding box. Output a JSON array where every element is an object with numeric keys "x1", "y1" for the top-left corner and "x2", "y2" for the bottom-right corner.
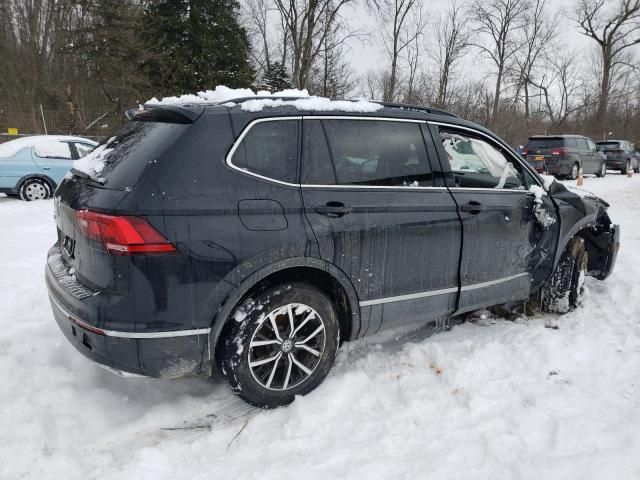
[
  {"x1": 216, "y1": 282, "x2": 340, "y2": 408},
  {"x1": 596, "y1": 162, "x2": 606, "y2": 178},
  {"x1": 622, "y1": 160, "x2": 631, "y2": 175},
  {"x1": 539, "y1": 237, "x2": 588, "y2": 314},
  {"x1": 569, "y1": 163, "x2": 579, "y2": 180},
  {"x1": 19, "y1": 178, "x2": 52, "y2": 201}
]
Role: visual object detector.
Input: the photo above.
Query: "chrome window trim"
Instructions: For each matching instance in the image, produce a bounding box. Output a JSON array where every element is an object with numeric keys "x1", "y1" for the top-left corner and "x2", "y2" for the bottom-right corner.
[
  {"x1": 428, "y1": 121, "x2": 543, "y2": 189},
  {"x1": 49, "y1": 290, "x2": 211, "y2": 339},
  {"x1": 301, "y1": 184, "x2": 449, "y2": 190},
  {"x1": 359, "y1": 272, "x2": 529, "y2": 307},
  {"x1": 302, "y1": 115, "x2": 425, "y2": 124},
  {"x1": 226, "y1": 115, "x2": 448, "y2": 189},
  {"x1": 225, "y1": 116, "x2": 302, "y2": 187}
]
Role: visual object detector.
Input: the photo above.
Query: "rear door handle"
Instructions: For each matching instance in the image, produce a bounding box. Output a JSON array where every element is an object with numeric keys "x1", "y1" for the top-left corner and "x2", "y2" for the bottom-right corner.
[
  {"x1": 460, "y1": 201, "x2": 483, "y2": 214},
  {"x1": 315, "y1": 202, "x2": 351, "y2": 218}
]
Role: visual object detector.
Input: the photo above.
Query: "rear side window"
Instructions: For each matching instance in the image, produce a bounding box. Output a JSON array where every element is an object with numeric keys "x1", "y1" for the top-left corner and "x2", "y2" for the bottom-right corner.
[
  {"x1": 322, "y1": 119, "x2": 433, "y2": 186},
  {"x1": 577, "y1": 138, "x2": 589, "y2": 151},
  {"x1": 302, "y1": 120, "x2": 336, "y2": 184},
  {"x1": 232, "y1": 120, "x2": 299, "y2": 184}
]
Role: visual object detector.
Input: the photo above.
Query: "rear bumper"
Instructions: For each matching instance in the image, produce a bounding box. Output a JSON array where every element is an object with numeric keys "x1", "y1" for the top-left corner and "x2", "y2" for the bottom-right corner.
[
  {"x1": 605, "y1": 159, "x2": 624, "y2": 169},
  {"x1": 46, "y1": 246, "x2": 211, "y2": 378}
]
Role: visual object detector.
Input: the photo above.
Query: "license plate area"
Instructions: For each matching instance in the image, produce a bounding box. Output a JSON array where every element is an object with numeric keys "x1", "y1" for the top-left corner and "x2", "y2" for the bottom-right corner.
[
  {"x1": 61, "y1": 234, "x2": 75, "y2": 260},
  {"x1": 535, "y1": 155, "x2": 545, "y2": 161}
]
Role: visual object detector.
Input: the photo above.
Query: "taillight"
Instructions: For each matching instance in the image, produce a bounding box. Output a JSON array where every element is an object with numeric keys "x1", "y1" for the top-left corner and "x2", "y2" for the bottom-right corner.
[
  {"x1": 76, "y1": 210, "x2": 176, "y2": 255},
  {"x1": 551, "y1": 148, "x2": 567, "y2": 157},
  {"x1": 521, "y1": 148, "x2": 528, "y2": 156}
]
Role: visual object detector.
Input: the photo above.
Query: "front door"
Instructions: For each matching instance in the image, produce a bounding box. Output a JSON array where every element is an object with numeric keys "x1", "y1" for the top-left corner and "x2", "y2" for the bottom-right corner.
[
  {"x1": 300, "y1": 117, "x2": 462, "y2": 336},
  {"x1": 431, "y1": 123, "x2": 554, "y2": 313}
]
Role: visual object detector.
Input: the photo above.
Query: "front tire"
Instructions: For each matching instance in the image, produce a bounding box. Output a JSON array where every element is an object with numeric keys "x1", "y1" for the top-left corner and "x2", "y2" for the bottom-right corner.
[
  {"x1": 596, "y1": 162, "x2": 606, "y2": 178},
  {"x1": 539, "y1": 237, "x2": 588, "y2": 314},
  {"x1": 216, "y1": 283, "x2": 340, "y2": 408},
  {"x1": 19, "y1": 178, "x2": 51, "y2": 201}
]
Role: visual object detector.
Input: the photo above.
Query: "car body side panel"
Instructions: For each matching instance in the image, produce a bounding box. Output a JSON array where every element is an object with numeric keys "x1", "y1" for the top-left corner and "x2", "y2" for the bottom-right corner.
[
  {"x1": 0, "y1": 149, "x2": 37, "y2": 189},
  {"x1": 31, "y1": 149, "x2": 75, "y2": 186}
]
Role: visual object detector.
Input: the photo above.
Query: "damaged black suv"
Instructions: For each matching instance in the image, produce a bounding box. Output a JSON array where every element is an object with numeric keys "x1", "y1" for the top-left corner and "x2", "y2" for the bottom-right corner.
[{"x1": 46, "y1": 97, "x2": 619, "y2": 408}]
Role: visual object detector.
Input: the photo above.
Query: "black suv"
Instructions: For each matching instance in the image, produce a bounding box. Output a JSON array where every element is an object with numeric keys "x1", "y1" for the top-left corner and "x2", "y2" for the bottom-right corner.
[
  {"x1": 524, "y1": 135, "x2": 607, "y2": 179},
  {"x1": 596, "y1": 140, "x2": 640, "y2": 174},
  {"x1": 46, "y1": 98, "x2": 619, "y2": 408}
]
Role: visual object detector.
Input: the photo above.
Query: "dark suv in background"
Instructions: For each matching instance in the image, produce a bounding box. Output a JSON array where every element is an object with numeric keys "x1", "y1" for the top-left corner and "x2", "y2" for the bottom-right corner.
[
  {"x1": 596, "y1": 140, "x2": 639, "y2": 174},
  {"x1": 46, "y1": 98, "x2": 619, "y2": 408},
  {"x1": 524, "y1": 135, "x2": 607, "y2": 179}
]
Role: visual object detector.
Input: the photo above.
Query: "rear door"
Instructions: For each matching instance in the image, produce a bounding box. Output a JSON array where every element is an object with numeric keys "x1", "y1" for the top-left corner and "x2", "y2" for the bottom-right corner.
[
  {"x1": 32, "y1": 140, "x2": 74, "y2": 183},
  {"x1": 300, "y1": 117, "x2": 462, "y2": 335},
  {"x1": 431, "y1": 122, "x2": 553, "y2": 313},
  {"x1": 585, "y1": 138, "x2": 600, "y2": 173}
]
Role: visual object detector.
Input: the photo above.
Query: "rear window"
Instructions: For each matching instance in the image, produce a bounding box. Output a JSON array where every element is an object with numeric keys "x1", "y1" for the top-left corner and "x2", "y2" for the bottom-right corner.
[
  {"x1": 92, "y1": 121, "x2": 189, "y2": 190},
  {"x1": 525, "y1": 137, "x2": 565, "y2": 149},
  {"x1": 597, "y1": 141, "x2": 621, "y2": 151}
]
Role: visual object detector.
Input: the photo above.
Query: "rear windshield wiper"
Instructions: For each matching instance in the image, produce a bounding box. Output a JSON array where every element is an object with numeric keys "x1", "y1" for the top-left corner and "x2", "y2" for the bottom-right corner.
[{"x1": 70, "y1": 168, "x2": 105, "y2": 185}]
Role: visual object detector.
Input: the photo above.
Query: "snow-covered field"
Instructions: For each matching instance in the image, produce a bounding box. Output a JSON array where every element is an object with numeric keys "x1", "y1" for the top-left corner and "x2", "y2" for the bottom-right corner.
[{"x1": 1, "y1": 175, "x2": 639, "y2": 480}]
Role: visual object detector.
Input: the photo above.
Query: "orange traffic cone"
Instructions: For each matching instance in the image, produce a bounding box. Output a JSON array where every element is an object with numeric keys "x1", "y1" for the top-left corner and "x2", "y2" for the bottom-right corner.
[{"x1": 577, "y1": 167, "x2": 584, "y2": 186}]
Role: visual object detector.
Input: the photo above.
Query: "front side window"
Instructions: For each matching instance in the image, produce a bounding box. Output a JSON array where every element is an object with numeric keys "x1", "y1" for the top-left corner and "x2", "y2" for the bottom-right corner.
[
  {"x1": 440, "y1": 129, "x2": 532, "y2": 190},
  {"x1": 74, "y1": 143, "x2": 96, "y2": 158},
  {"x1": 322, "y1": 119, "x2": 432, "y2": 187},
  {"x1": 232, "y1": 120, "x2": 299, "y2": 184}
]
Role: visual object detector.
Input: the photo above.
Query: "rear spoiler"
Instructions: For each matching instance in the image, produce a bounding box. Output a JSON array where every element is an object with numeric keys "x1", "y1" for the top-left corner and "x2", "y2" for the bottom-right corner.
[{"x1": 125, "y1": 104, "x2": 205, "y2": 124}]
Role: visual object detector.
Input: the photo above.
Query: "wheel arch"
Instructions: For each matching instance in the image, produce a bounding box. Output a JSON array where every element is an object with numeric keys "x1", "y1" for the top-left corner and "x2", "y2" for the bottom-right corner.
[
  {"x1": 209, "y1": 257, "x2": 361, "y2": 365},
  {"x1": 17, "y1": 174, "x2": 57, "y2": 193}
]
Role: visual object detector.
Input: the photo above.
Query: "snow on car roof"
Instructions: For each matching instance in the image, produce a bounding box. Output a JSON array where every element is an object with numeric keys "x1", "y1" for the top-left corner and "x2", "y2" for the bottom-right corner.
[
  {"x1": 0, "y1": 135, "x2": 97, "y2": 157},
  {"x1": 145, "y1": 85, "x2": 383, "y2": 113},
  {"x1": 146, "y1": 85, "x2": 310, "y2": 105}
]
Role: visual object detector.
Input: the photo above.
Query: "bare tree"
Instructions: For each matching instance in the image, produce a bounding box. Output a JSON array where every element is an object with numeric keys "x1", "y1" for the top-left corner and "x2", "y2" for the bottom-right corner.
[
  {"x1": 373, "y1": 0, "x2": 426, "y2": 102},
  {"x1": 429, "y1": 1, "x2": 471, "y2": 108},
  {"x1": 471, "y1": 0, "x2": 531, "y2": 124},
  {"x1": 529, "y1": 52, "x2": 585, "y2": 127},
  {"x1": 274, "y1": 0, "x2": 356, "y2": 89},
  {"x1": 244, "y1": 0, "x2": 273, "y2": 74},
  {"x1": 577, "y1": 0, "x2": 640, "y2": 125},
  {"x1": 513, "y1": 0, "x2": 557, "y2": 123}
]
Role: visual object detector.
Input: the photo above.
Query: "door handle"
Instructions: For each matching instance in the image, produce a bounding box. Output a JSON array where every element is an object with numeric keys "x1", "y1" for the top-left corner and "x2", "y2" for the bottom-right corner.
[
  {"x1": 460, "y1": 201, "x2": 483, "y2": 215},
  {"x1": 42, "y1": 167, "x2": 51, "y2": 170},
  {"x1": 314, "y1": 202, "x2": 351, "y2": 218}
]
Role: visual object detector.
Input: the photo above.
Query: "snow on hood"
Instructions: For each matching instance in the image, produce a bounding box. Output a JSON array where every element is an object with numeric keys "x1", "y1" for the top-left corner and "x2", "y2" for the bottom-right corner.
[
  {"x1": 0, "y1": 135, "x2": 97, "y2": 157},
  {"x1": 145, "y1": 85, "x2": 383, "y2": 113},
  {"x1": 145, "y1": 86, "x2": 310, "y2": 105}
]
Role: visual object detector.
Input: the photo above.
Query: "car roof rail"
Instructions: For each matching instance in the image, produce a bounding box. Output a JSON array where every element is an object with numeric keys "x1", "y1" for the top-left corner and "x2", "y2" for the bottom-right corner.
[
  {"x1": 219, "y1": 96, "x2": 308, "y2": 105},
  {"x1": 373, "y1": 101, "x2": 459, "y2": 118},
  {"x1": 219, "y1": 97, "x2": 459, "y2": 118}
]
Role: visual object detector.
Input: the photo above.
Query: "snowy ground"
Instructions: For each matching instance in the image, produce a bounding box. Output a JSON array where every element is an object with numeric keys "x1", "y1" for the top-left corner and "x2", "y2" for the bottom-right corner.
[{"x1": 1, "y1": 174, "x2": 639, "y2": 480}]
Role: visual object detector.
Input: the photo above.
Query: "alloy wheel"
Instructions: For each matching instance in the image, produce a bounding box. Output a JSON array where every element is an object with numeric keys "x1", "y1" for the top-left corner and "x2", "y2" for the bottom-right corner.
[{"x1": 248, "y1": 303, "x2": 326, "y2": 391}]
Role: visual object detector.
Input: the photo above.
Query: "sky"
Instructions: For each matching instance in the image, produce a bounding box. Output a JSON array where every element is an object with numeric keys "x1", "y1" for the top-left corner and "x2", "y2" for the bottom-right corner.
[{"x1": 341, "y1": 0, "x2": 592, "y2": 87}]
